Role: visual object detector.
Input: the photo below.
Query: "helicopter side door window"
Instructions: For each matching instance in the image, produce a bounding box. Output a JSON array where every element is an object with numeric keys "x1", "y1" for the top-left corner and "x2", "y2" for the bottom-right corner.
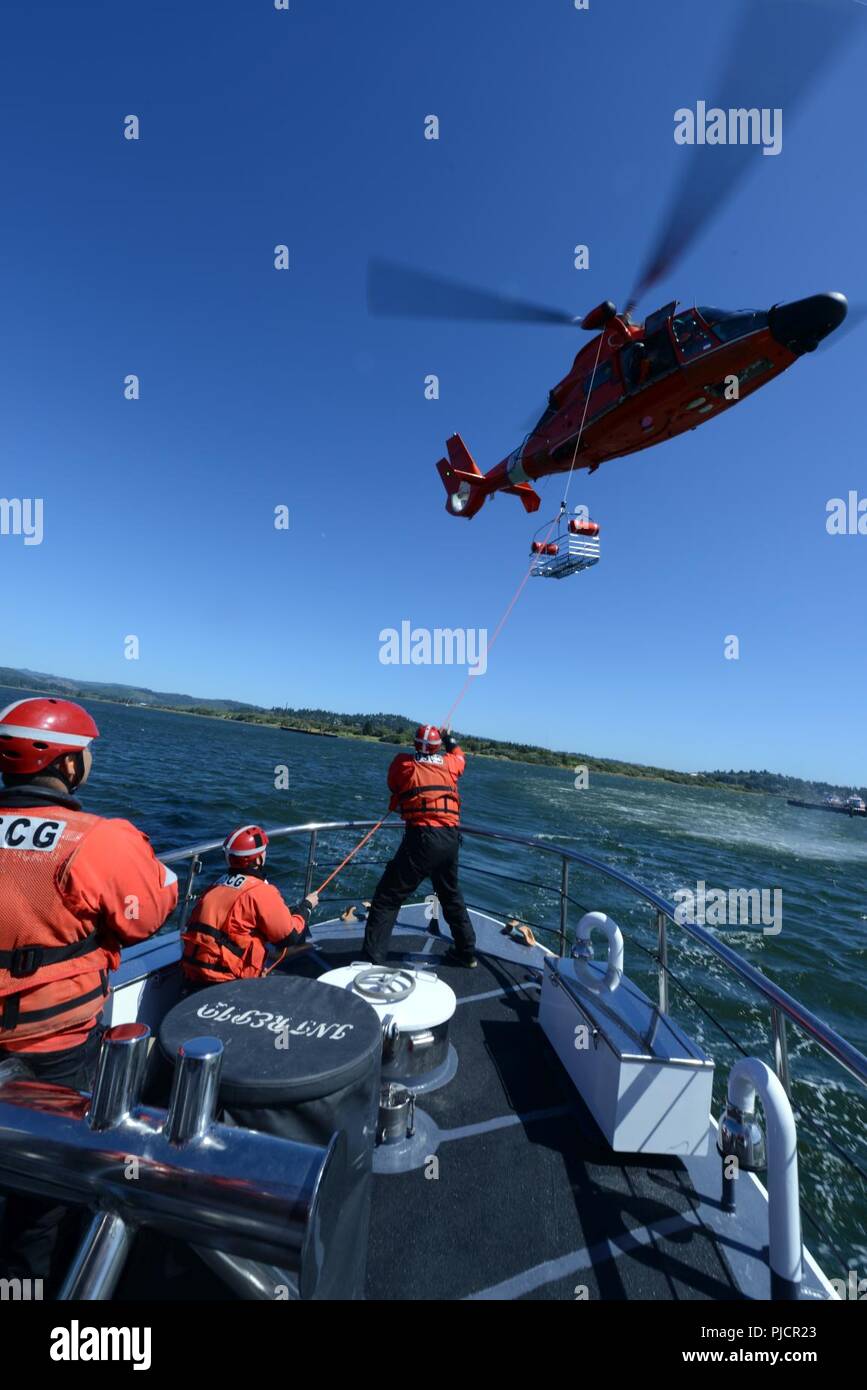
[
  {"x1": 628, "y1": 329, "x2": 677, "y2": 389},
  {"x1": 671, "y1": 310, "x2": 716, "y2": 362},
  {"x1": 581, "y1": 359, "x2": 620, "y2": 419},
  {"x1": 644, "y1": 302, "x2": 677, "y2": 336},
  {"x1": 620, "y1": 343, "x2": 645, "y2": 391}
]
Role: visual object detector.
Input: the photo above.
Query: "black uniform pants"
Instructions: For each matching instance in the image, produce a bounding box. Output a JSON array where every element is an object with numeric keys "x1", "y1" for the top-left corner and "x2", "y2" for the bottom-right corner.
[
  {"x1": 363, "y1": 825, "x2": 476, "y2": 964},
  {"x1": 0, "y1": 1027, "x2": 102, "y2": 1293}
]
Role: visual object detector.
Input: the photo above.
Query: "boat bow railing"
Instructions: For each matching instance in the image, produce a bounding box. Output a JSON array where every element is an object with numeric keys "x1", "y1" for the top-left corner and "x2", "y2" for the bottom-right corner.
[{"x1": 160, "y1": 818, "x2": 867, "y2": 1097}]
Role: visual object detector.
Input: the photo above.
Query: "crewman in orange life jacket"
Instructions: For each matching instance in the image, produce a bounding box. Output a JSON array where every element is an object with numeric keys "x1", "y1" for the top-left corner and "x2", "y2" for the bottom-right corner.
[
  {"x1": 0, "y1": 696, "x2": 179, "y2": 1284},
  {"x1": 363, "y1": 725, "x2": 477, "y2": 967},
  {"x1": 181, "y1": 824, "x2": 317, "y2": 987},
  {"x1": 0, "y1": 696, "x2": 179, "y2": 1064}
]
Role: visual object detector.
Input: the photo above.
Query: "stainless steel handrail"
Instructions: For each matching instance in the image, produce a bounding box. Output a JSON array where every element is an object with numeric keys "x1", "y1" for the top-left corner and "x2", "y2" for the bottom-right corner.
[
  {"x1": 160, "y1": 818, "x2": 867, "y2": 1092},
  {"x1": 0, "y1": 1023, "x2": 344, "y2": 1296}
]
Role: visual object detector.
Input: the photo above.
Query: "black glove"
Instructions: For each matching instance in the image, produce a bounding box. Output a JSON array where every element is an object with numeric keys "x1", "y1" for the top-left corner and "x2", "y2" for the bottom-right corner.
[{"x1": 441, "y1": 731, "x2": 458, "y2": 753}]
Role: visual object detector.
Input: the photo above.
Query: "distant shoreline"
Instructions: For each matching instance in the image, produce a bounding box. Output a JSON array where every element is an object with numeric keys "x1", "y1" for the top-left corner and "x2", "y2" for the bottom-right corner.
[
  {"x1": 0, "y1": 677, "x2": 753, "y2": 794},
  {"x1": 1, "y1": 670, "x2": 861, "y2": 801},
  {"x1": 36, "y1": 689, "x2": 750, "y2": 790}
]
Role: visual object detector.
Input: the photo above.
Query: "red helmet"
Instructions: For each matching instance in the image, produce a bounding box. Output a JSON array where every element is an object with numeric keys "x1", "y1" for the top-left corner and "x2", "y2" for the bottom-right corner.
[
  {"x1": 414, "y1": 725, "x2": 442, "y2": 755},
  {"x1": 0, "y1": 697, "x2": 100, "y2": 776},
  {"x1": 223, "y1": 824, "x2": 269, "y2": 869}
]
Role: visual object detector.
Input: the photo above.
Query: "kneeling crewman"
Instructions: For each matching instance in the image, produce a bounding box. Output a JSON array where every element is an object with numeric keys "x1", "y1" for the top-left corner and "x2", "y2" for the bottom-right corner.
[
  {"x1": 181, "y1": 824, "x2": 317, "y2": 987},
  {"x1": 363, "y1": 725, "x2": 477, "y2": 968}
]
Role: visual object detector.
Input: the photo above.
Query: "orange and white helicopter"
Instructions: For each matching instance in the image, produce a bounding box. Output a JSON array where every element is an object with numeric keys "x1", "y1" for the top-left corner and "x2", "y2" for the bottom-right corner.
[{"x1": 368, "y1": 0, "x2": 862, "y2": 523}]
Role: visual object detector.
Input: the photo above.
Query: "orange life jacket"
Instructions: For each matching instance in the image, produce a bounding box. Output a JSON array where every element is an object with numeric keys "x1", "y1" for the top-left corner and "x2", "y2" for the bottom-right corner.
[
  {"x1": 392, "y1": 754, "x2": 462, "y2": 827},
  {"x1": 182, "y1": 874, "x2": 306, "y2": 985},
  {"x1": 0, "y1": 806, "x2": 114, "y2": 1041}
]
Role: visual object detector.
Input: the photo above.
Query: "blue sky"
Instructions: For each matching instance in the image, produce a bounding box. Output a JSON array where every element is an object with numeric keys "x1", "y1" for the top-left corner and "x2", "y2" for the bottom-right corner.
[{"x1": 1, "y1": 0, "x2": 865, "y2": 783}]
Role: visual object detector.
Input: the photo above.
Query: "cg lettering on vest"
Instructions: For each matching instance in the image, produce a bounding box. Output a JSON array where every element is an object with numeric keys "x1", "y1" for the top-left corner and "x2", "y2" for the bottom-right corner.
[
  {"x1": 0, "y1": 816, "x2": 66, "y2": 851},
  {"x1": 49, "y1": 1321, "x2": 152, "y2": 1371}
]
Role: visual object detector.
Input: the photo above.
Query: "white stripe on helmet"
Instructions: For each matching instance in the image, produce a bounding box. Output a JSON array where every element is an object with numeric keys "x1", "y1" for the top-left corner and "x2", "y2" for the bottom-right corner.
[
  {"x1": 0, "y1": 700, "x2": 38, "y2": 721},
  {"x1": 224, "y1": 826, "x2": 266, "y2": 857},
  {"x1": 0, "y1": 722, "x2": 93, "y2": 748}
]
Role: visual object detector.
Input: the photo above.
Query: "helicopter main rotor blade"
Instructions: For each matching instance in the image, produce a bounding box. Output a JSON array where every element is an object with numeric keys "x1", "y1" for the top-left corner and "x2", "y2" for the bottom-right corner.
[
  {"x1": 626, "y1": 0, "x2": 859, "y2": 313},
  {"x1": 367, "y1": 258, "x2": 577, "y2": 325}
]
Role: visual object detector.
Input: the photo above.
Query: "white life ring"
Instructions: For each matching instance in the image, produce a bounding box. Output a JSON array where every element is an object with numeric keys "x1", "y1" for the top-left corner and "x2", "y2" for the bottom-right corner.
[{"x1": 571, "y1": 911, "x2": 624, "y2": 993}]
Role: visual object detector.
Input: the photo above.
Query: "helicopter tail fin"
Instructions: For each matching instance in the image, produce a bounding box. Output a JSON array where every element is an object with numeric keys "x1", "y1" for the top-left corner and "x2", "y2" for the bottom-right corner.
[
  {"x1": 437, "y1": 435, "x2": 488, "y2": 519},
  {"x1": 437, "y1": 434, "x2": 541, "y2": 518}
]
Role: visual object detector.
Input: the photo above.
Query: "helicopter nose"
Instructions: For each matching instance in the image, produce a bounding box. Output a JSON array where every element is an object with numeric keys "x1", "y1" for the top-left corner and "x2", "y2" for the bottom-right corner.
[{"x1": 769, "y1": 292, "x2": 848, "y2": 354}]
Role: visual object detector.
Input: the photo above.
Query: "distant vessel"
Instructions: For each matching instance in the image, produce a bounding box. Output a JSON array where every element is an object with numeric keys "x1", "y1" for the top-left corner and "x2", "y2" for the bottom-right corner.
[
  {"x1": 787, "y1": 794, "x2": 867, "y2": 818},
  {"x1": 280, "y1": 724, "x2": 339, "y2": 738}
]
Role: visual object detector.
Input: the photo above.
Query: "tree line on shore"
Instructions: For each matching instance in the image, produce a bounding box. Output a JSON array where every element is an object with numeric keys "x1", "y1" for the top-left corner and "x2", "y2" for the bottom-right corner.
[{"x1": 1, "y1": 668, "x2": 862, "y2": 799}]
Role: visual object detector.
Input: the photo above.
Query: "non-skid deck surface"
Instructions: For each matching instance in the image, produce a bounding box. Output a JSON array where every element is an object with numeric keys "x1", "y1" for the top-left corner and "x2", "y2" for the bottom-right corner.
[
  {"x1": 300, "y1": 926, "x2": 742, "y2": 1301},
  {"x1": 112, "y1": 922, "x2": 741, "y2": 1301}
]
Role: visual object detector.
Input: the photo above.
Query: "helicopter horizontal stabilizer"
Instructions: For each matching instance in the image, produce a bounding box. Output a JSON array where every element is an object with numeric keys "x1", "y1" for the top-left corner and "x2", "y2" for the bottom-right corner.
[{"x1": 502, "y1": 482, "x2": 541, "y2": 514}]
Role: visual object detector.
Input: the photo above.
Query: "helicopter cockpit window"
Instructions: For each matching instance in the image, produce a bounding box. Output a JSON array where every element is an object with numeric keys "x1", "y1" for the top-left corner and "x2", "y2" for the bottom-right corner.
[
  {"x1": 671, "y1": 310, "x2": 715, "y2": 360},
  {"x1": 697, "y1": 307, "x2": 769, "y2": 344}
]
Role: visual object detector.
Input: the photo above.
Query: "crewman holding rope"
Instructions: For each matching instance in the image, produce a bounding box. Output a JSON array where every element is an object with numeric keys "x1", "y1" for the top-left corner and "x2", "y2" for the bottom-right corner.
[
  {"x1": 181, "y1": 824, "x2": 317, "y2": 988},
  {"x1": 363, "y1": 725, "x2": 477, "y2": 968}
]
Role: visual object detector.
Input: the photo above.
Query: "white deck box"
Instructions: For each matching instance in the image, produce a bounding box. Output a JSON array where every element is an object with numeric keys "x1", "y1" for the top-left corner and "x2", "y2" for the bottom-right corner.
[{"x1": 539, "y1": 956, "x2": 714, "y2": 1156}]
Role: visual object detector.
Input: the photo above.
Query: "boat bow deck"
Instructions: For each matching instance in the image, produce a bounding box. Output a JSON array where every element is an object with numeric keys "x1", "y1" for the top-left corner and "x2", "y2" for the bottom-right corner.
[{"x1": 291, "y1": 907, "x2": 830, "y2": 1301}]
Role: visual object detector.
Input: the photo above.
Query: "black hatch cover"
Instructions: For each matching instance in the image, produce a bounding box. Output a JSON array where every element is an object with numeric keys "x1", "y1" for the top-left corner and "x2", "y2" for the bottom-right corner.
[{"x1": 159, "y1": 975, "x2": 382, "y2": 1105}]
